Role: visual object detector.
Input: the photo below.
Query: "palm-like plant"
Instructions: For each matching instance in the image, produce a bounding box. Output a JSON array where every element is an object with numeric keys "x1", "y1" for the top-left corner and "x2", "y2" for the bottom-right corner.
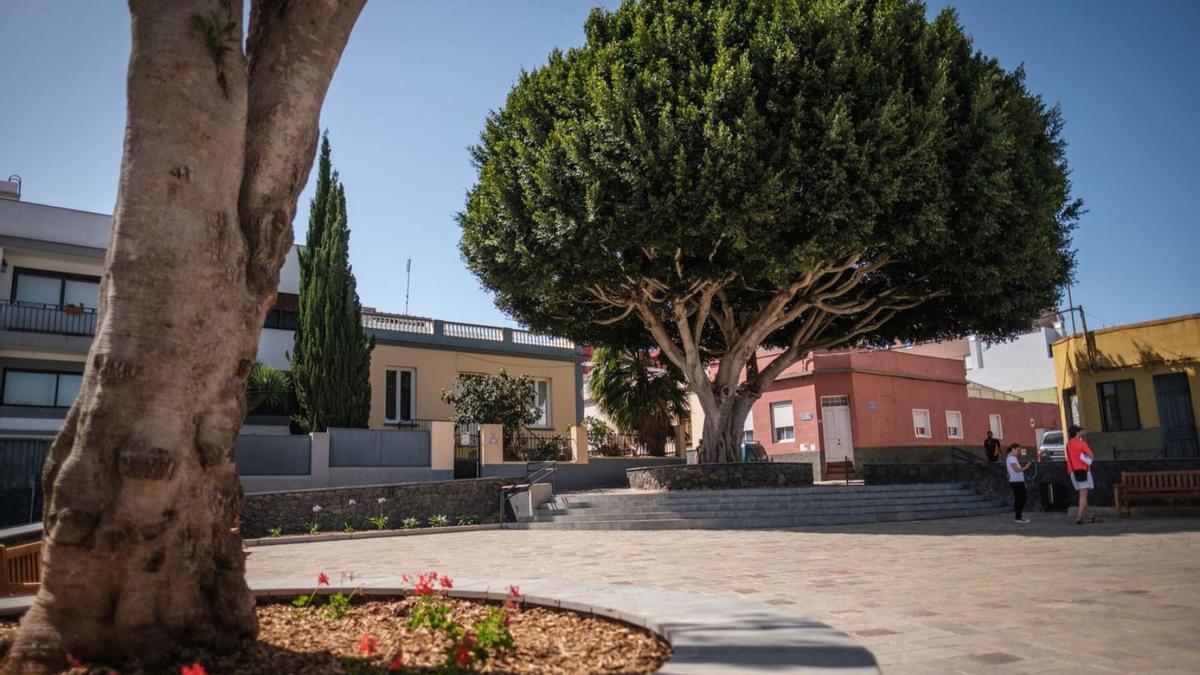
[
  {"x1": 246, "y1": 362, "x2": 290, "y2": 414},
  {"x1": 588, "y1": 347, "x2": 689, "y2": 456}
]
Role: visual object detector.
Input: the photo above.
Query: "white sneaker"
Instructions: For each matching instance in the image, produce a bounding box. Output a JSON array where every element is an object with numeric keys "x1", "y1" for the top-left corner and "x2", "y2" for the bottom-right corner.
[{"x1": 1014, "y1": 517, "x2": 1030, "y2": 524}]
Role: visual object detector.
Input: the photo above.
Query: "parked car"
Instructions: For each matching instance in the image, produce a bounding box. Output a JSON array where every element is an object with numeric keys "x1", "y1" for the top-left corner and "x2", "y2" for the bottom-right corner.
[{"x1": 1038, "y1": 430, "x2": 1065, "y2": 461}]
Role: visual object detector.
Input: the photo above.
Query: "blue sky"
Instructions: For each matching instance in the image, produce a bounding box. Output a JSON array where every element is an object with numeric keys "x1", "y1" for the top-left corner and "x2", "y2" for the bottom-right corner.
[{"x1": 1, "y1": 1, "x2": 1196, "y2": 331}]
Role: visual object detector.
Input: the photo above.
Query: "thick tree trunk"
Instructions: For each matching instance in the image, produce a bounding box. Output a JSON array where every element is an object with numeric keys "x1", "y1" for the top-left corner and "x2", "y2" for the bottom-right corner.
[
  {"x1": 696, "y1": 388, "x2": 757, "y2": 464},
  {"x1": 2, "y1": 1, "x2": 362, "y2": 672}
]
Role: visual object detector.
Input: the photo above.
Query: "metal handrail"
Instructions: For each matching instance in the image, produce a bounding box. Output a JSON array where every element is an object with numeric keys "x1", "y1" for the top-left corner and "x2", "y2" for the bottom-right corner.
[
  {"x1": 0, "y1": 299, "x2": 97, "y2": 337},
  {"x1": 527, "y1": 460, "x2": 558, "y2": 496}
]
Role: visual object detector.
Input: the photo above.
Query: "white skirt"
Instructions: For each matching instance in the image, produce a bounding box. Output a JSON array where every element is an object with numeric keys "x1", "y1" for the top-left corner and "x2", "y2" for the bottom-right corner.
[{"x1": 1071, "y1": 472, "x2": 1094, "y2": 490}]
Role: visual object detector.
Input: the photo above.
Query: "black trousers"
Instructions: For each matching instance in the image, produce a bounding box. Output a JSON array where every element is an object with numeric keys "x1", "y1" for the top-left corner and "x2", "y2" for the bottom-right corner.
[{"x1": 1010, "y1": 482, "x2": 1027, "y2": 519}]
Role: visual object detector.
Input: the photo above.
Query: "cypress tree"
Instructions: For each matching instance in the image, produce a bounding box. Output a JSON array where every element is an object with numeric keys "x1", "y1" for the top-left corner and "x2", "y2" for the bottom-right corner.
[{"x1": 292, "y1": 133, "x2": 374, "y2": 431}]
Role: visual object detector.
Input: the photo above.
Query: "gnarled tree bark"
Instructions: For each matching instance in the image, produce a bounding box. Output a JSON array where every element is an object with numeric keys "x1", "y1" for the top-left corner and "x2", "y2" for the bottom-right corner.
[{"x1": 2, "y1": 1, "x2": 364, "y2": 672}]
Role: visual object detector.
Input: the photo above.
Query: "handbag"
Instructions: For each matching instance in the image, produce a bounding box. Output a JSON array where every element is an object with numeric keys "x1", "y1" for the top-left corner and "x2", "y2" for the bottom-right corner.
[{"x1": 1072, "y1": 469, "x2": 1088, "y2": 482}]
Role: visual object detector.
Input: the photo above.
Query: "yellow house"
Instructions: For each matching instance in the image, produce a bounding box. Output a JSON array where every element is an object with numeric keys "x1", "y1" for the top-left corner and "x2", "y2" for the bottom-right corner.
[
  {"x1": 363, "y1": 313, "x2": 583, "y2": 435},
  {"x1": 1051, "y1": 313, "x2": 1199, "y2": 458}
]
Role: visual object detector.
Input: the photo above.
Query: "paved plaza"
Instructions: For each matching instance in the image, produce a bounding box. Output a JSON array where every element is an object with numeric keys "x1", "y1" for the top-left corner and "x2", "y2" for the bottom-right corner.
[{"x1": 247, "y1": 514, "x2": 1200, "y2": 674}]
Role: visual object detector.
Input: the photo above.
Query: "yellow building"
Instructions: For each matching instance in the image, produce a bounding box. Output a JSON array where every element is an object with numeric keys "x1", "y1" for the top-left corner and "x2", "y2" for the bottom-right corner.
[
  {"x1": 1051, "y1": 313, "x2": 1199, "y2": 458},
  {"x1": 363, "y1": 313, "x2": 583, "y2": 434}
]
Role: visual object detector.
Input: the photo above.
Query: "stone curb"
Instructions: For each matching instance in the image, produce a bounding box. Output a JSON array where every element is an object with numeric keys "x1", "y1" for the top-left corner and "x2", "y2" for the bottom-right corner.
[
  {"x1": 252, "y1": 576, "x2": 879, "y2": 674},
  {"x1": 244, "y1": 523, "x2": 501, "y2": 547}
]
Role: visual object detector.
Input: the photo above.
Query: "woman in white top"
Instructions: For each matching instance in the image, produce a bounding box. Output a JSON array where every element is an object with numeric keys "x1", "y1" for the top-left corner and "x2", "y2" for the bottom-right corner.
[{"x1": 1006, "y1": 443, "x2": 1032, "y2": 524}]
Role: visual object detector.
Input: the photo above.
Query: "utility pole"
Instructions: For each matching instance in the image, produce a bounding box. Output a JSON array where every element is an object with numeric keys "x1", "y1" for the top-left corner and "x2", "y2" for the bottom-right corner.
[
  {"x1": 404, "y1": 258, "x2": 412, "y2": 315},
  {"x1": 1066, "y1": 282, "x2": 1077, "y2": 334}
]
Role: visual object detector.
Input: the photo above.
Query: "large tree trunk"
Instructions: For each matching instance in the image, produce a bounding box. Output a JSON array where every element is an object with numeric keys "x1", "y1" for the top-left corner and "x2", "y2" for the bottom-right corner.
[
  {"x1": 696, "y1": 386, "x2": 757, "y2": 464},
  {"x1": 2, "y1": 1, "x2": 363, "y2": 672}
]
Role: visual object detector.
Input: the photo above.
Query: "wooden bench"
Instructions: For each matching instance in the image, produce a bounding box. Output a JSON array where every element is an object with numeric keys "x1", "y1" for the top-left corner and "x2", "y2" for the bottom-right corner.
[
  {"x1": 0, "y1": 540, "x2": 42, "y2": 596},
  {"x1": 1113, "y1": 470, "x2": 1200, "y2": 518}
]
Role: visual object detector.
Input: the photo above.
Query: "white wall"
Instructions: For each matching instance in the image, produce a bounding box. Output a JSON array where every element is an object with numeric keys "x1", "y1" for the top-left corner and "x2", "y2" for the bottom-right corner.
[
  {"x1": 278, "y1": 246, "x2": 300, "y2": 294},
  {"x1": 0, "y1": 200, "x2": 111, "y2": 250},
  {"x1": 966, "y1": 327, "x2": 1059, "y2": 393}
]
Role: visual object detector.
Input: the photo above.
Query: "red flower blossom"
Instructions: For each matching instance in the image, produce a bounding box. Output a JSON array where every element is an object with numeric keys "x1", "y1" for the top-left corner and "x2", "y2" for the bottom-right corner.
[
  {"x1": 462, "y1": 630, "x2": 477, "y2": 649},
  {"x1": 180, "y1": 662, "x2": 207, "y2": 675},
  {"x1": 413, "y1": 571, "x2": 437, "y2": 597},
  {"x1": 508, "y1": 585, "x2": 520, "y2": 598},
  {"x1": 317, "y1": 571, "x2": 330, "y2": 586},
  {"x1": 438, "y1": 574, "x2": 453, "y2": 589},
  {"x1": 358, "y1": 634, "x2": 379, "y2": 656},
  {"x1": 455, "y1": 644, "x2": 472, "y2": 668},
  {"x1": 387, "y1": 648, "x2": 405, "y2": 671}
]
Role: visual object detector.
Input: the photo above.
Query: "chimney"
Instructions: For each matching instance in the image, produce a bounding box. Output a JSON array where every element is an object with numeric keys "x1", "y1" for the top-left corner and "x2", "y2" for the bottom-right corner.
[{"x1": 0, "y1": 175, "x2": 20, "y2": 201}]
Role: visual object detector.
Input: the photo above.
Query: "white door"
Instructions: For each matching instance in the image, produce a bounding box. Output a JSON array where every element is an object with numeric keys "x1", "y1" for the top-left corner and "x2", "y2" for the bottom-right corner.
[{"x1": 821, "y1": 395, "x2": 855, "y2": 462}]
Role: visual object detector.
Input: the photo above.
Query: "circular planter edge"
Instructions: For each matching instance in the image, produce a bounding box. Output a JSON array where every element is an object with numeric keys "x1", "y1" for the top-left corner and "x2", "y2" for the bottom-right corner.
[{"x1": 253, "y1": 576, "x2": 878, "y2": 674}]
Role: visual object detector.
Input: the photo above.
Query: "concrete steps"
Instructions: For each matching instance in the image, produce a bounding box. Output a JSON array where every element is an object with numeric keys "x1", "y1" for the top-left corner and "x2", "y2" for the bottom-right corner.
[{"x1": 509, "y1": 483, "x2": 1008, "y2": 530}]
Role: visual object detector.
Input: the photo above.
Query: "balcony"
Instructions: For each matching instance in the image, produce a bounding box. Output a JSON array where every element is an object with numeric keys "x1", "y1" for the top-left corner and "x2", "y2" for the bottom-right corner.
[{"x1": 0, "y1": 300, "x2": 97, "y2": 337}]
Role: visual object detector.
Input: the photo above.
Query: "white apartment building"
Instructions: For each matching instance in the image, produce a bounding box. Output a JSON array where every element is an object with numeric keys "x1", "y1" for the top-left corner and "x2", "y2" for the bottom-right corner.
[{"x1": 0, "y1": 190, "x2": 300, "y2": 440}]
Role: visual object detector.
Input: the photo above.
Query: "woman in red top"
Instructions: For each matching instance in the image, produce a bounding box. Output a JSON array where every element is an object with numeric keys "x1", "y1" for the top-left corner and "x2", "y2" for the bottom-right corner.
[{"x1": 1066, "y1": 425, "x2": 1100, "y2": 524}]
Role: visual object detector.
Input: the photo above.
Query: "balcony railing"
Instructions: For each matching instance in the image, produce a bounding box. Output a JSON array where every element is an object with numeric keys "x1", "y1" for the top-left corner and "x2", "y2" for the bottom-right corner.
[
  {"x1": 0, "y1": 300, "x2": 97, "y2": 337},
  {"x1": 362, "y1": 313, "x2": 577, "y2": 352},
  {"x1": 443, "y1": 321, "x2": 504, "y2": 342},
  {"x1": 362, "y1": 314, "x2": 435, "y2": 335},
  {"x1": 512, "y1": 330, "x2": 575, "y2": 349}
]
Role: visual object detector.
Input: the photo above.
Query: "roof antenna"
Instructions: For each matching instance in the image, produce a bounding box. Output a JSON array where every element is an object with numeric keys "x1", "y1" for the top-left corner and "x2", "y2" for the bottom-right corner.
[{"x1": 404, "y1": 258, "x2": 412, "y2": 316}]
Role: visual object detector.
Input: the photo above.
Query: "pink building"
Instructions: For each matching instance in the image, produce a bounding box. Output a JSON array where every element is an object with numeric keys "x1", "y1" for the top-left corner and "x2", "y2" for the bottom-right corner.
[{"x1": 742, "y1": 349, "x2": 1060, "y2": 472}]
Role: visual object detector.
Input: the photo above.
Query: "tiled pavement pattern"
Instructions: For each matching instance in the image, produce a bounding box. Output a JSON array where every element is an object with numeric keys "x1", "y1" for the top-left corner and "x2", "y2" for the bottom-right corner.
[{"x1": 247, "y1": 514, "x2": 1200, "y2": 674}]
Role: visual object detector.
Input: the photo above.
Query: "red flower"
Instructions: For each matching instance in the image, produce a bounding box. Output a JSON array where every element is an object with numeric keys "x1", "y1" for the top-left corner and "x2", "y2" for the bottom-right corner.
[
  {"x1": 462, "y1": 630, "x2": 477, "y2": 649},
  {"x1": 358, "y1": 634, "x2": 379, "y2": 656},
  {"x1": 180, "y1": 663, "x2": 207, "y2": 675},
  {"x1": 413, "y1": 571, "x2": 437, "y2": 597},
  {"x1": 387, "y1": 648, "x2": 405, "y2": 671},
  {"x1": 508, "y1": 585, "x2": 520, "y2": 598},
  {"x1": 455, "y1": 645, "x2": 472, "y2": 668},
  {"x1": 438, "y1": 574, "x2": 453, "y2": 589},
  {"x1": 317, "y1": 571, "x2": 330, "y2": 586}
]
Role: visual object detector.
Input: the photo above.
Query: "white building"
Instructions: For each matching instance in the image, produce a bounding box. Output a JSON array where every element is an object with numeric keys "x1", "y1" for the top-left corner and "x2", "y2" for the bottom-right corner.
[{"x1": 0, "y1": 191, "x2": 300, "y2": 439}]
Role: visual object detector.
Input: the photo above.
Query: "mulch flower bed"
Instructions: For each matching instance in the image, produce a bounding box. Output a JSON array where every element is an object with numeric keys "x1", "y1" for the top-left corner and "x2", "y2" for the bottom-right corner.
[{"x1": 1, "y1": 588, "x2": 671, "y2": 673}]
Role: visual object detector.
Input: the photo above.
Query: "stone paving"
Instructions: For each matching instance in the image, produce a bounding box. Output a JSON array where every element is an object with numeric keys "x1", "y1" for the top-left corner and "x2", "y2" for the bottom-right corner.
[{"x1": 246, "y1": 513, "x2": 1200, "y2": 674}]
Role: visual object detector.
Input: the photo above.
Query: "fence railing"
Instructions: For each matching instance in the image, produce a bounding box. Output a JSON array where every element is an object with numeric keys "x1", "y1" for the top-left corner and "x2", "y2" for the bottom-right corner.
[
  {"x1": 0, "y1": 300, "x2": 97, "y2": 337},
  {"x1": 511, "y1": 330, "x2": 575, "y2": 349},
  {"x1": 362, "y1": 314, "x2": 435, "y2": 335},
  {"x1": 1112, "y1": 448, "x2": 1164, "y2": 460},
  {"x1": 589, "y1": 433, "x2": 678, "y2": 458},
  {"x1": 443, "y1": 321, "x2": 504, "y2": 342},
  {"x1": 507, "y1": 433, "x2": 571, "y2": 462}
]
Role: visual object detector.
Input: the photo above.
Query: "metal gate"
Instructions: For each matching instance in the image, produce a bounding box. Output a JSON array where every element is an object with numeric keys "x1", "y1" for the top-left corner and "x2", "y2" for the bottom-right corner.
[
  {"x1": 1154, "y1": 373, "x2": 1199, "y2": 458},
  {"x1": 1, "y1": 439, "x2": 51, "y2": 528},
  {"x1": 453, "y1": 424, "x2": 480, "y2": 479}
]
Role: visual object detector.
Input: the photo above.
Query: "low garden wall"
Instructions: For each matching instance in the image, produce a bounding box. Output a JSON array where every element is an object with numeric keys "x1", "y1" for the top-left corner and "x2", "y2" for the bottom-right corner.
[
  {"x1": 861, "y1": 458, "x2": 1200, "y2": 510},
  {"x1": 241, "y1": 477, "x2": 507, "y2": 538},
  {"x1": 626, "y1": 462, "x2": 813, "y2": 491}
]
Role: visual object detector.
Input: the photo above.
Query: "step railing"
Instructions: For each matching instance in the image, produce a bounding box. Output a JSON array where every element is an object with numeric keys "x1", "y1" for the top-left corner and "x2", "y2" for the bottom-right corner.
[{"x1": 527, "y1": 460, "x2": 558, "y2": 496}]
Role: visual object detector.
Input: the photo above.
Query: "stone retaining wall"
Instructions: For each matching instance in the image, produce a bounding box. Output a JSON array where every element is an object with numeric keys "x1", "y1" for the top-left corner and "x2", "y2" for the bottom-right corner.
[
  {"x1": 626, "y1": 462, "x2": 813, "y2": 491},
  {"x1": 241, "y1": 477, "x2": 507, "y2": 538},
  {"x1": 861, "y1": 459, "x2": 1200, "y2": 510}
]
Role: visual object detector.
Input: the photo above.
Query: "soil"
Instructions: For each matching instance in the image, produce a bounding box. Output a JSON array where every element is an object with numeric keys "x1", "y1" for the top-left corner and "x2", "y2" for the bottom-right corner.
[{"x1": 0, "y1": 595, "x2": 671, "y2": 674}]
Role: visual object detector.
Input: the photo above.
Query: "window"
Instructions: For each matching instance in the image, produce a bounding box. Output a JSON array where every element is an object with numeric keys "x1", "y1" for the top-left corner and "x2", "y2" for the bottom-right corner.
[
  {"x1": 384, "y1": 368, "x2": 415, "y2": 422},
  {"x1": 1063, "y1": 388, "x2": 1080, "y2": 427},
  {"x1": 771, "y1": 401, "x2": 795, "y2": 442},
  {"x1": 743, "y1": 412, "x2": 755, "y2": 442},
  {"x1": 945, "y1": 411, "x2": 963, "y2": 439},
  {"x1": 531, "y1": 378, "x2": 551, "y2": 427},
  {"x1": 12, "y1": 269, "x2": 100, "y2": 309},
  {"x1": 2, "y1": 369, "x2": 83, "y2": 407},
  {"x1": 263, "y1": 309, "x2": 298, "y2": 330},
  {"x1": 912, "y1": 409, "x2": 932, "y2": 438},
  {"x1": 989, "y1": 414, "x2": 1004, "y2": 439},
  {"x1": 1098, "y1": 379, "x2": 1140, "y2": 432}
]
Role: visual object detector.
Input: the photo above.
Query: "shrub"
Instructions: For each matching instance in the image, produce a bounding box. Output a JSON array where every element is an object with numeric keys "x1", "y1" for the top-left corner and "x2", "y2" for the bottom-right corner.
[
  {"x1": 369, "y1": 513, "x2": 388, "y2": 530},
  {"x1": 456, "y1": 514, "x2": 478, "y2": 526},
  {"x1": 402, "y1": 517, "x2": 420, "y2": 529},
  {"x1": 342, "y1": 521, "x2": 355, "y2": 534},
  {"x1": 428, "y1": 514, "x2": 450, "y2": 528},
  {"x1": 267, "y1": 526, "x2": 283, "y2": 538}
]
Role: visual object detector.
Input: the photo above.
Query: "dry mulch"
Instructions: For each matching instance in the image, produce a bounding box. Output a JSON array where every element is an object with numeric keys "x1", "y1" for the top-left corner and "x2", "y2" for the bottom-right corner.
[{"x1": 0, "y1": 596, "x2": 671, "y2": 674}]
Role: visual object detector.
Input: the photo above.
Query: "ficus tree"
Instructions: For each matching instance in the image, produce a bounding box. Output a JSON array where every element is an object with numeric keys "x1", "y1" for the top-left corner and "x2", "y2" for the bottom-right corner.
[
  {"x1": 3, "y1": 0, "x2": 364, "y2": 672},
  {"x1": 441, "y1": 371, "x2": 539, "y2": 444},
  {"x1": 459, "y1": 0, "x2": 1079, "y2": 463}
]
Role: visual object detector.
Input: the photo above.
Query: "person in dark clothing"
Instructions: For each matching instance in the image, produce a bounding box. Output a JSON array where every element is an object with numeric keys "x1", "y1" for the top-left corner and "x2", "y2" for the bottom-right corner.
[
  {"x1": 1006, "y1": 443, "x2": 1032, "y2": 523},
  {"x1": 984, "y1": 431, "x2": 1001, "y2": 462}
]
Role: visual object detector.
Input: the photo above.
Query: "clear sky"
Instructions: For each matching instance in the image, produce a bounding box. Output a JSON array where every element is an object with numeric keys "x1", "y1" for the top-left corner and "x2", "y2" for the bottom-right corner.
[{"x1": 1, "y1": 1, "x2": 1196, "y2": 331}]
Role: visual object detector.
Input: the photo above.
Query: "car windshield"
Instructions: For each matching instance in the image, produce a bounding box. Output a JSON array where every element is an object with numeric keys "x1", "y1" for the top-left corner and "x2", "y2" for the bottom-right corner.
[{"x1": 1042, "y1": 431, "x2": 1063, "y2": 446}]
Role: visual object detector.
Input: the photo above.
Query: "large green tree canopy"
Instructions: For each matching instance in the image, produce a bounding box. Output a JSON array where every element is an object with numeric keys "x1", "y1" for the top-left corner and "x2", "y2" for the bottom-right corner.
[{"x1": 459, "y1": 0, "x2": 1079, "y2": 461}]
